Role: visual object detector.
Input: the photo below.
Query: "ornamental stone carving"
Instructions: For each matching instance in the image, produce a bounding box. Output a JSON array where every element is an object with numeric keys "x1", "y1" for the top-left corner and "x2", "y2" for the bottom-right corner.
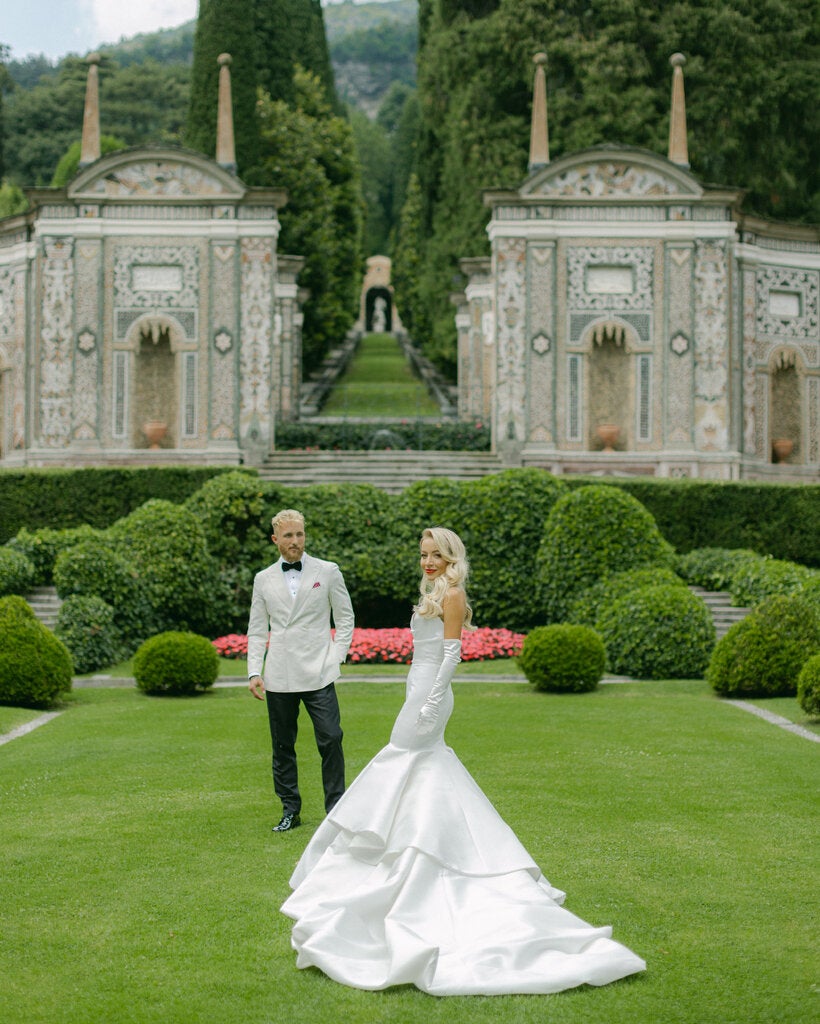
[
  {"x1": 756, "y1": 266, "x2": 819, "y2": 339},
  {"x1": 84, "y1": 161, "x2": 236, "y2": 198}
]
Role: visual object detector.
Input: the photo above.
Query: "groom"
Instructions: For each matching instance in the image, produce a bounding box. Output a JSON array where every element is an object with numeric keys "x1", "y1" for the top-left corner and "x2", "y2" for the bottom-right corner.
[{"x1": 247, "y1": 509, "x2": 355, "y2": 832}]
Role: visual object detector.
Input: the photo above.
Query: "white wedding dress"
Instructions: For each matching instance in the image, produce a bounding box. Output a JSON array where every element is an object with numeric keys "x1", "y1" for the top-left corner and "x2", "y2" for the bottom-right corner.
[{"x1": 281, "y1": 614, "x2": 646, "y2": 995}]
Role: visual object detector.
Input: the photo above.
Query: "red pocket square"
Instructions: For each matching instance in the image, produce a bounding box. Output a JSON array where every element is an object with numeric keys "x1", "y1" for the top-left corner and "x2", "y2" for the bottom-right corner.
[{"x1": 312, "y1": 581, "x2": 321, "y2": 589}]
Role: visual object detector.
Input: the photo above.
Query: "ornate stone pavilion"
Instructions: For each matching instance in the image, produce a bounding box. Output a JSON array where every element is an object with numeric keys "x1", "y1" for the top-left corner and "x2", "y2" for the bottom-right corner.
[
  {"x1": 454, "y1": 54, "x2": 820, "y2": 480},
  {"x1": 0, "y1": 54, "x2": 303, "y2": 467}
]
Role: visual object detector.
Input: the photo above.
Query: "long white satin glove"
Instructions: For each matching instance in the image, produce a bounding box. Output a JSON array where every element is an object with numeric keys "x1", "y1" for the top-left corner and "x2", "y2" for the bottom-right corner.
[{"x1": 416, "y1": 639, "x2": 462, "y2": 734}]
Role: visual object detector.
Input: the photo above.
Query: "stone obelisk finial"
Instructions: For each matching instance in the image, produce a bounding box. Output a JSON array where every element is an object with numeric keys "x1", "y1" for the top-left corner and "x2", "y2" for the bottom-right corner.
[
  {"x1": 667, "y1": 52, "x2": 689, "y2": 168},
  {"x1": 216, "y1": 53, "x2": 237, "y2": 173},
  {"x1": 79, "y1": 53, "x2": 101, "y2": 167},
  {"x1": 528, "y1": 52, "x2": 549, "y2": 172}
]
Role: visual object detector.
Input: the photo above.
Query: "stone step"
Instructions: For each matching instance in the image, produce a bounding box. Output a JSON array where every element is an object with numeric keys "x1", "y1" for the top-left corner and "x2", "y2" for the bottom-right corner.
[
  {"x1": 259, "y1": 450, "x2": 506, "y2": 492},
  {"x1": 24, "y1": 585, "x2": 63, "y2": 629},
  {"x1": 688, "y1": 586, "x2": 751, "y2": 638}
]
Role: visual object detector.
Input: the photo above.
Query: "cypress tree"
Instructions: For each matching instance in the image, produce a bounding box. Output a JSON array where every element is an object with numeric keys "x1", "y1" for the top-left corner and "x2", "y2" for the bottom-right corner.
[
  {"x1": 185, "y1": 0, "x2": 261, "y2": 180},
  {"x1": 253, "y1": 0, "x2": 339, "y2": 111}
]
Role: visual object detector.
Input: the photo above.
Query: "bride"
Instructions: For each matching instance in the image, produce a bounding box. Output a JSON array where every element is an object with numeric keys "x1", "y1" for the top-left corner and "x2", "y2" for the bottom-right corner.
[{"x1": 281, "y1": 527, "x2": 646, "y2": 995}]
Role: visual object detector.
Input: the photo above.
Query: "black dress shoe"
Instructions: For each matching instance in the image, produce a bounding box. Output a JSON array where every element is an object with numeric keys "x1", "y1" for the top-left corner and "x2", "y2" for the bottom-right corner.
[{"x1": 272, "y1": 812, "x2": 301, "y2": 832}]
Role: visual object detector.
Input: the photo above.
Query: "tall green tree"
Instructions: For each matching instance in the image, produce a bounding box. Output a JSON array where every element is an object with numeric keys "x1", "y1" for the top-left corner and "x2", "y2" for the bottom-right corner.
[
  {"x1": 186, "y1": 0, "x2": 261, "y2": 179},
  {"x1": 254, "y1": 0, "x2": 339, "y2": 111},
  {"x1": 257, "y1": 67, "x2": 363, "y2": 371}
]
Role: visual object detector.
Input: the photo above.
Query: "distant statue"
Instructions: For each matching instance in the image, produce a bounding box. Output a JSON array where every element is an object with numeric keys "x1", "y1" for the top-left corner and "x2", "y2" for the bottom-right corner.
[{"x1": 372, "y1": 297, "x2": 387, "y2": 333}]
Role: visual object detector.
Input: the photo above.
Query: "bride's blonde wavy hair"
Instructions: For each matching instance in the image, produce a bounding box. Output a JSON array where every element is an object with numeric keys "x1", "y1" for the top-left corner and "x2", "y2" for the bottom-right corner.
[{"x1": 415, "y1": 527, "x2": 475, "y2": 629}]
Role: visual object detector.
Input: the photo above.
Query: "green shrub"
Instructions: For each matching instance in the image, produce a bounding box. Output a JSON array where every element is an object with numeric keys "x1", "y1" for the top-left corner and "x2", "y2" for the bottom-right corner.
[
  {"x1": 7, "y1": 524, "x2": 101, "y2": 584},
  {"x1": 133, "y1": 631, "x2": 220, "y2": 696},
  {"x1": 108, "y1": 500, "x2": 229, "y2": 637},
  {"x1": 0, "y1": 596, "x2": 73, "y2": 706},
  {"x1": 567, "y1": 566, "x2": 685, "y2": 627},
  {"x1": 518, "y1": 624, "x2": 606, "y2": 692},
  {"x1": 0, "y1": 594, "x2": 37, "y2": 623},
  {"x1": 707, "y1": 594, "x2": 820, "y2": 698},
  {"x1": 675, "y1": 547, "x2": 762, "y2": 592},
  {"x1": 55, "y1": 595, "x2": 119, "y2": 674},
  {"x1": 729, "y1": 557, "x2": 816, "y2": 608},
  {"x1": 596, "y1": 584, "x2": 715, "y2": 680},
  {"x1": 0, "y1": 547, "x2": 35, "y2": 596},
  {"x1": 54, "y1": 541, "x2": 152, "y2": 653},
  {"x1": 536, "y1": 485, "x2": 674, "y2": 623},
  {"x1": 274, "y1": 419, "x2": 491, "y2": 452},
  {"x1": 796, "y1": 654, "x2": 820, "y2": 718}
]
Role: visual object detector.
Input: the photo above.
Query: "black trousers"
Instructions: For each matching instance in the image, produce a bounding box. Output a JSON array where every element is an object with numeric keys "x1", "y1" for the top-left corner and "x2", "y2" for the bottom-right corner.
[{"x1": 264, "y1": 683, "x2": 345, "y2": 816}]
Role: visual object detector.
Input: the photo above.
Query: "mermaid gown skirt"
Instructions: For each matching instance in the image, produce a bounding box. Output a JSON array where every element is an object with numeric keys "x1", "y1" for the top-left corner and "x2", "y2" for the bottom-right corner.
[{"x1": 281, "y1": 615, "x2": 646, "y2": 995}]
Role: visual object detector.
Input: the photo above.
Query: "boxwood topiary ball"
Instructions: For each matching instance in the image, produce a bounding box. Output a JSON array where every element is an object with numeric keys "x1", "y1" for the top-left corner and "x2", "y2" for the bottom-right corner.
[
  {"x1": 707, "y1": 594, "x2": 820, "y2": 698},
  {"x1": 133, "y1": 631, "x2": 220, "y2": 696},
  {"x1": 0, "y1": 595, "x2": 74, "y2": 707},
  {"x1": 518, "y1": 624, "x2": 606, "y2": 693},
  {"x1": 596, "y1": 583, "x2": 715, "y2": 680},
  {"x1": 797, "y1": 653, "x2": 820, "y2": 718}
]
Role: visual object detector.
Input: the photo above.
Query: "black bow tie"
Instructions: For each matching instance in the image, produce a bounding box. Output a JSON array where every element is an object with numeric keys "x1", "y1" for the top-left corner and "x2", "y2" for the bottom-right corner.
[{"x1": 282, "y1": 560, "x2": 302, "y2": 572}]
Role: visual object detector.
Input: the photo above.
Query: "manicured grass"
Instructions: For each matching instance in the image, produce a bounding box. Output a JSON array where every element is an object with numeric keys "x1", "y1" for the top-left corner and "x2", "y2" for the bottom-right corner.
[
  {"x1": 746, "y1": 695, "x2": 820, "y2": 735},
  {"x1": 322, "y1": 333, "x2": 441, "y2": 417},
  {"x1": 1, "y1": 679, "x2": 816, "y2": 1023}
]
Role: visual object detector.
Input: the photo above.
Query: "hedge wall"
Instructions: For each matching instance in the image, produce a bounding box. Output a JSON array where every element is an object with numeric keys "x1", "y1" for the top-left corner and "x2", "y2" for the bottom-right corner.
[
  {"x1": 0, "y1": 466, "x2": 238, "y2": 544},
  {"x1": 563, "y1": 477, "x2": 820, "y2": 567}
]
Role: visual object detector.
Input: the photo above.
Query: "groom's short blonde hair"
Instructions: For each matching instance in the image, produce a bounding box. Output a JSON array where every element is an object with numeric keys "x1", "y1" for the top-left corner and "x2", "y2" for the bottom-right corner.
[{"x1": 271, "y1": 508, "x2": 305, "y2": 533}]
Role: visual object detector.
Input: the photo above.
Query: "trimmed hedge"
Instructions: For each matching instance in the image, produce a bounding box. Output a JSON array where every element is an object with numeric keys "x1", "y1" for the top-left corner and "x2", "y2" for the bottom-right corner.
[
  {"x1": 797, "y1": 654, "x2": 820, "y2": 718},
  {"x1": 537, "y1": 485, "x2": 674, "y2": 623},
  {"x1": 0, "y1": 466, "x2": 238, "y2": 544},
  {"x1": 565, "y1": 477, "x2": 820, "y2": 567},
  {"x1": 133, "y1": 631, "x2": 220, "y2": 696},
  {"x1": 55, "y1": 595, "x2": 119, "y2": 675},
  {"x1": 567, "y1": 566, "x2": 685, "y2": 628},
  {"x1": 518, "y1": 624, "x2": 606, "y2": 692},
  {"x1": 675, "y1": 547, "x2": 762, "y2": 592},
  {"x1": 706, "y1": 594, "x2": 820, "y2": 698},
  {"x1": 275, "y1": 419, "x2": 491, "y2": 452},
  {"x1": 0, "y1": 596, "x2": 73, "y2": 706},
  {"x1": 0, "y1": 547, "x2": 35, "y2": 597},
  {"x1": 6, "y1": 524, "x2": 102, "y2": 584},
  {"x1": 596, "y1": 584, "x2": 715, "y2": 679}
]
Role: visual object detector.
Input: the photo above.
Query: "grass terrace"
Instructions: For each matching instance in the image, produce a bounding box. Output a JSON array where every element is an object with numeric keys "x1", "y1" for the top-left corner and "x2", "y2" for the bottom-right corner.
[{"x1": 1, "y1": 677, "x2": 816, "y2": 1023}]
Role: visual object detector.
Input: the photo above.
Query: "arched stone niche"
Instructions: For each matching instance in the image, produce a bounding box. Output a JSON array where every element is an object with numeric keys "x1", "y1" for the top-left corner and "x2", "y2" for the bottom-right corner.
[
  {"x1": 365, "y1": 286, "x2": 393, "y2": 332},
  {"x1": 769, "y1": 347, "x2": 804, "y2": 463},
  {"x1": 122, "y1": 313, "x2": 192, "y2": 449},
  {"x1": 578, "y1": 318, "x2": 643, "y2": 451}
]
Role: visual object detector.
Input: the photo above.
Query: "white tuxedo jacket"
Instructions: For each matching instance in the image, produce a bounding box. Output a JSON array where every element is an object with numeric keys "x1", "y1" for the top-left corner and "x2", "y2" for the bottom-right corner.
[{"x1": 246, "y1": 552, "x2": 355, "y2": 693}]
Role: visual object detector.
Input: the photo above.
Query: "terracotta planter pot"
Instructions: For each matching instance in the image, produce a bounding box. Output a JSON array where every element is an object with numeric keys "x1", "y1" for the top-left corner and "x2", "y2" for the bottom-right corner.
[
  {"x1": 143, "y1": 420, "x2": 167, "y2": 449},
  {"x1": 596, "y1": 423, "x2": 620, "y2": 452},
  {"x1": 772, "y1": 438, "x2": 794, "y2": 463}
]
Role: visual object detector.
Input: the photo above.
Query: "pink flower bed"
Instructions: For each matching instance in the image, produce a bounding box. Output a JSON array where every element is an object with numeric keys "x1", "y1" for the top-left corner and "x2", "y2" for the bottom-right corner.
[{"x1": 212, "y1": 627, "x2": 524, "y2": 664}]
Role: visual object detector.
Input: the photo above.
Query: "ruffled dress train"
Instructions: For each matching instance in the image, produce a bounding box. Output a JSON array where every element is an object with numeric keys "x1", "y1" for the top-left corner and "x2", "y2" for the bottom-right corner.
[{"x1": 281, "y1": 615, "x2": 646, "y2": 995}]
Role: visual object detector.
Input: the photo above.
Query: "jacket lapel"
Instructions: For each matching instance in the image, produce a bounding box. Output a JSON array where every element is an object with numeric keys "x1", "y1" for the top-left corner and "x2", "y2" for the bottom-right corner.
[{"x1": 289, "y1": 553, "x2": 319, "y2": 619}]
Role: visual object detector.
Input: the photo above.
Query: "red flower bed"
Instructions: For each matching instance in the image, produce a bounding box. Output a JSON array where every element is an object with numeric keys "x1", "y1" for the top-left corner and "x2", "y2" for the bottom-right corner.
[{"x1": 212, "y1": 627, "x2": 524, "y2": 664}]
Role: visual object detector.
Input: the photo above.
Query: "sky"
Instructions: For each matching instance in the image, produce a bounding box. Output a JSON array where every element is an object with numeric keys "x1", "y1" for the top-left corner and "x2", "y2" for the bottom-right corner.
[{"x1": 2, "y1": 0, "x2": 360, "y2": 62}]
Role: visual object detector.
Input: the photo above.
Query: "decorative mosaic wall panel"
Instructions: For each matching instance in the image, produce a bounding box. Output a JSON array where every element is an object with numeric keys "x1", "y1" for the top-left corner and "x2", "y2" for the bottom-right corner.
[
  {"x1": 693, "y1": 240, "x2": 729, "y2": 450},
  {"x1": 808, "y1": 377, "x2": 819, "y2": 464},
  {"x1": 239, "y1": 238, "x2": 274, "y2": 446},
  {"x1": 85, "y1": 161, "x2": 235, "y2": 198},
  {"x1": 209, "y1": 242, "x2": 237, "y2": 441},
  {"x1": 72, "y1": 241, "x2": 101, "y2": 441},
  {"x1": 754, "y1": 372, "x2": 768, "y2": 460},
  {"x1": 527, "y1": 244, "x2": 555, "y2": 443},
  {"x1": 494, "y1": 237, "x2": 527, "y2": 443},
  {"x1": 741, "y1": 266, "x2": 759, "y2": 456},
  {"x1": 755, "y1": 266, "x2": 819, "y2": 340},
  {"x1": 666, "y1": 245, "x2": 694, "y2": 446},
  {"x1": 534, "y1": 163, "x2": 685, "y2": 198},
  {"x1": 568, "y1": 246, "x2": 653, "y2": 312},
  {"x1": 11, "y1": 270, "x2": 25, "y2": 449},
  {"x1": 113, "y1": 244, "x2": 199, "y2": 341},
  {"x1": 39, "y1": 238, "x2": 75, "y2": 447}
]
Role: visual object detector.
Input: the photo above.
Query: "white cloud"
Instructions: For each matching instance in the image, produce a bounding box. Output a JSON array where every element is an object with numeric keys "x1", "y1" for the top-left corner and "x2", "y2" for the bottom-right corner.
[{"x1": 88, "y1": 0, "x2": 198, "y2": 47}]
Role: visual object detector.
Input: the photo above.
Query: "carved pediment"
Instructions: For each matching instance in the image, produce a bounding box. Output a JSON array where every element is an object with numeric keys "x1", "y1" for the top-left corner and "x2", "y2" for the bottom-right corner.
[
  {"x1": 522, "y1": 148, "x2": 702, "y2": 199},
  {"x1": 69, "y1": 147, "x2": 245, "y2": 201}
]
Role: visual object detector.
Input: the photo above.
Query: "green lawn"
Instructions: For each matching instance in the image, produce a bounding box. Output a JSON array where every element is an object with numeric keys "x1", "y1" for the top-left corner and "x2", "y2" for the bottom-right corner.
[
  {"x1": 1, "y1": 680, "x2": 816, "y2": 1024},
  {"x1": 322, "y1": 333, "x2": 441, "y2": 417}
]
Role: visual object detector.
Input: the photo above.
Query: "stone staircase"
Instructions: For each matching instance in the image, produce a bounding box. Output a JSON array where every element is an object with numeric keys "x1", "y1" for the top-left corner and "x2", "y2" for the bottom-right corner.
[
  {"x1": 24, "y1": 586, "x2": 63, "y2": 629},
  {"x1": 689, "y1": 586, "x2": 751, "y2": 638},
  {"x1": 258, "y1": 450, "x2": 506, "y2": 493}
]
